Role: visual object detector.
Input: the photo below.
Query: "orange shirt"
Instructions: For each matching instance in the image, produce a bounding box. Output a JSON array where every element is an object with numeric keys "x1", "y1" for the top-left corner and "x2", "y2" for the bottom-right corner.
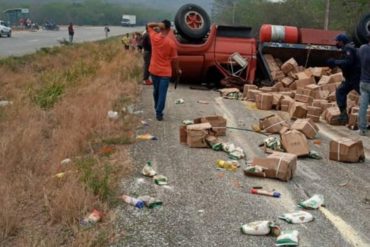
[{"x1": 148, "y1": 27, "x2": 177, "y2": 77}]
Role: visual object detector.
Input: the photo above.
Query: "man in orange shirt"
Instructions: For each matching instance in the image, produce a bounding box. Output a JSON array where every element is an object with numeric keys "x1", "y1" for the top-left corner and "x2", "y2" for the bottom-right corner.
[{"x1": 147, "y1": 20, "x2": 179, "y2": 121}]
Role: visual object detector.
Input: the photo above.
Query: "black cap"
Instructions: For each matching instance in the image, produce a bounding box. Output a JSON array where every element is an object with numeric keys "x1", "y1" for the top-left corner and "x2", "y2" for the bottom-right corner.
[{"x1": 161, "y1": 19, "x2": 171, "y2": 30}]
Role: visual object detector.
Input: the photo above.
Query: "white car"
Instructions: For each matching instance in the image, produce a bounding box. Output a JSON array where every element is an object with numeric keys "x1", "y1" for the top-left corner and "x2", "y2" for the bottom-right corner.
[{"x1": 0, "y1": 20, "x2": 12, "y2": 38}]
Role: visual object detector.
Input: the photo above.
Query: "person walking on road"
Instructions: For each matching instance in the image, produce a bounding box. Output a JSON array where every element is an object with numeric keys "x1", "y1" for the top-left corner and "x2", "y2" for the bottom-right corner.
[
  {"x1": 358, "y1": 34, "x2": 370, "y2": 136},
  {"x1": 327, "y1": 34, "x2": 361, "y2": 125},
  {"x1": 142, "y1": 26, "x2": 152, "y2": 85},
  {"x1": 147, "y1": 20, "x2": 180, "y2": 121},
  {"x1": 104, "y1": 25, "x2": 110, "y2": 39},
  {"x1": 68, "y1": 23, "x2": 74, "y2": 43}
]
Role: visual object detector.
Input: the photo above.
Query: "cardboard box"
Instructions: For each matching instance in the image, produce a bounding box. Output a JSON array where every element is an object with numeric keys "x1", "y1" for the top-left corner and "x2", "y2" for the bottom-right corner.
[
  {"x1": 272, "y1": 93, "x2": 283, "y2": 108},
  {"x1": 271, "y1": 70, "x2": 285, "y2": 81},
  {"x1": 289, "y1": 102, "x2": 308, "y2": 119},
  {"x1": 281, "y1": 130, "x2": 310, "y2": 156},
  {"x1": 291, "y1": 118, "x2": 319, "y2": 139},
  {"x1": 326, "y1": 91, "x2": 336, "y2": 102},
  {"x1": 312, "y1": 99, "x2": 328, "y2": 109},
  {"x1": 259, "y1": 114, "x2": 289, "y2": 134},
  {"x1": 243, "y1": 84, "x2": 258, "y2": 98},
  {"x1": 219, "y1": 88, "x2": 240, "y2": 97},
  {"x1": 195, "y1": 116, "x2": 227, "y2": 136},
  {"x1": 348, "y1": 113, "x2": 358, "y2": 129},
  {"x1": 260, "y1": 86, "x2": 277, "y2": 93},
  {"x1": 281, "y1": 77, "x2": 295, "y2": 87},
  {"x1": 295, "y1": 88, "x2": 314, "y2": 104},
  {"x1": 320, "y1": 82, "x2": 340, "y2": 93},
  {"x1": 324, "y1": 106, "x2": 341, "y2": 125},
  {"x1": 329, "y1": 138, "x2": 365, "y2": 163},
  {"x1": 256, "y1": 93, "x2": 273, "y2": 110},
  {"x1": 347, "y1": 90, "x2": 360, "y2": 104},
  {"x1": 281, "y1": 58, "x2": 298, "y2": 74},
  {"x1": 295, "y1": 71, "x2": 310, "y2": 80},
  {"x1": 305, "y1": 84, "x2": 321, "y2": 99},
  {"x1": 288, "y1": 81, "x2": 297, "y2": 90},
  {"x1": 329, "y1": 72, "x2": 344, "y2": 83},
  {"x1": 246, "y1": 89, "x2": 261, "y2": 102},
  {"x1": 280, "y1": 96, "x2": 295, "y2": 112},
  {"x1": 179, "y1": 125, "x2": 187, "y2": 144},
  {"x1": 310, "y1": 67, "x2": 331, "y2": 77},
  {"x1": 272, "y1": 82, "x2": 284, "y2": 91},
  {"x1": 318, "y1": 75, "x2": 331, "y2": 85},
  {"x1": 252, "y1": 152, "x2": 297, "y2": 181},
  {"x1": 307, "y1": 106, "x2": 323, "y2": 122},
  {"x1": 264, "y1": 54, "x2": 281, "y2": 72},
  {"x1": 186, "y1": 123, "x2": 212, "y2": 148},
  {"x1": 296, "y1": 77, "x2": 315, "y2": 89}
]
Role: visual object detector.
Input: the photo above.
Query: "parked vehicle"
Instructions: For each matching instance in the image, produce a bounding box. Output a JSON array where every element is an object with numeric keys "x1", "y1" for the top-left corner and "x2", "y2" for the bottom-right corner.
[
  {"x1": 43, "y1": 21, "x2": 59, "y2": 31},
  {"x1": 121, "y1": 15, "x2": 136, "y2": 27},
  {"x1": 170, "y1": 4, "x2": 370, "y2": 87},
  {"x1": 0, "y1": 20, "x2": 12, "y2": 37}
]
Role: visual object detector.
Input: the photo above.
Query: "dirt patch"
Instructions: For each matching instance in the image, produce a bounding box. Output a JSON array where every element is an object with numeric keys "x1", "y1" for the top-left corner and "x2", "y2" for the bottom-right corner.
[{"x1": 0, "y1": 38, "x2": 142, "y2": 246}]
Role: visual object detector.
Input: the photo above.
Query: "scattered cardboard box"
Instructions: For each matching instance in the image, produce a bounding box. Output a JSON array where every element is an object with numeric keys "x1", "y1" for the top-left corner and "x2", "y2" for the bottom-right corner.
[
  {"x1": 291, "y1": 118, "x2": 319, "y2": 139},
  {"x1": 194, "y1": 116, "x2": 227, "y2": 136},
  {"x1": 281, "y1": 130, "x2": 310, "y2": 156},
  {"x1": 281, "y1": 77, "x2": 295, "y2": 87},
  {"x1": 324, "y1": 106, "x2": 341, "y2": 125},
  {"x1": 256, "y1": 93, "x2": 273, "y2": 110},
  {"x1": 307, "y1": 106, "x2": 322, "y2": 122},
  {"x1": 296, "y1": 77, "x2": 315, "y2": 89},
  {"x1": 185, "y1": 123, "x2": 212, "y2": 148},
  {"x1": 252, "y1": 152, "x2": 297, "y2": 181},
  {"x1": 329, "y1": 138, "x2": 365, "y2": 163},
  {"x1": 243, "y1": 84, "x2": 258, "y2": 98},
  {"x1": 281, "y1": 58, "x2": 298, "y2": 74},
  {"x1": 289, "y1": 102, "x2": 308, "y2": 119},
  {"x1": 247, "y1": 89, "x2": 261, "y2": 102},
  {"x1": 259, "y1": 114, "x2": 289, "y2": 134}
]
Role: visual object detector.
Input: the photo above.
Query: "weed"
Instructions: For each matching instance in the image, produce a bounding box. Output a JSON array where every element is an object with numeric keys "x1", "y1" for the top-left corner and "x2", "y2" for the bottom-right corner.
[
  {"x1": 102, "y1": 136, "x2": 132, "y2": 145},
  {"x1": 34, "y1": 82, "x2": 65, "y2": 109}
]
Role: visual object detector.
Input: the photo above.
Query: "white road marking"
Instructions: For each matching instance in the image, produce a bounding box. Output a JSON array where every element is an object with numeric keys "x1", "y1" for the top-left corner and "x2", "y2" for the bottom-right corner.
[{"x1": 319, "y1": 207, "x2": 370, "y2": 247}]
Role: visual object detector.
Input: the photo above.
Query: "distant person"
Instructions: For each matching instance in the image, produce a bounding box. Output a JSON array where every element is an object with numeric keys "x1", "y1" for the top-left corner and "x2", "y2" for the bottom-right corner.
[
  {"x1": 104, "y1": 25, "x2": 110, "y2": 39},
  {"x1": 121, "y1": 33, "x2": 130, "y2": 50},
  {"x1": 358, "y1": 34, "x2": 370, "y2": 136},
  {"x1": 142, "y1": 26, "x2": 152, "y2": 85},
  {"x1": 327, "y1": 34, "x2": 361, "y2": 125},
  {"x1": 68, "y1": 23, "x2": 74, "y2": 43},
  {"x1": 136, "y1": 32, "x2": 143, "y2": 52},
  {"x1": 129, "y1": 33, "x2": 137, "y2": 50},
  {"x1": 147, "y1": 20, "x2": 180, "y2": 121}
]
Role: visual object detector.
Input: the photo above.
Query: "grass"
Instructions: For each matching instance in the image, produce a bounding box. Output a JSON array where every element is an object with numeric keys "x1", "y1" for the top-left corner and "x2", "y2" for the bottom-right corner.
[{"x1": 0, "y1": 37, "x2": 141, "y2": 246}]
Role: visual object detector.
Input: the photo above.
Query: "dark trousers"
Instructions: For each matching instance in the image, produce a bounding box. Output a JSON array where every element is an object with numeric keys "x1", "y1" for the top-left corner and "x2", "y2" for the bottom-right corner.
[
  {"x1": 151, "y1": 75, "x2": 169, "y2": 118},
  {"x1": 336, "y1": 80, "x2": 360, "y2": 112},
  {"x1": 143, "y1": 51, "x2": 151, "y2": 80}
]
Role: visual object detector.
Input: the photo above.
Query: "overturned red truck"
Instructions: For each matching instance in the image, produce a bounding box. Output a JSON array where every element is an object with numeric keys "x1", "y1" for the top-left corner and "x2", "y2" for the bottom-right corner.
[{"x1": 169, "y1": 4, "x2": 370, "y2": 88}]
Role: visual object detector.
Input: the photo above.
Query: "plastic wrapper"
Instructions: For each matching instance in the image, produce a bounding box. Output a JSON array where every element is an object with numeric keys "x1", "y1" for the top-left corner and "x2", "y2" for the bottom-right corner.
[
  {"x1": 136, "y1": 134, "x2": 158, "y2": 141},
  {"x1": 264, "y1": 136, "x2": 284, "y2": 152},
  {"x1": 241, "y1": 220, "x2": 281, "y2": 236},
  {"x1": 276, "y1": 230, "x2": 299, "y2": 246},
  {"x1": 279, "y1": 211, "x2": 314, "y2": 224},
  {"x1": 298, "y1": 194, "x2": 324, "y2": 209},
  {"x1": 138, "y1": 196, "x2": 163, "y2": 208},
  {"x1": 153, "y1": 175, "x2": 168, "y2": 185},
  {"x1": 244, "y1": 165, "x2": 266, "y2": 178},
  {"x1": 80, "y1": 209, "x2": 103, "y2": 228},
  {"x1": 142, "y1": 161, "x2": 157, "y2": 177}
]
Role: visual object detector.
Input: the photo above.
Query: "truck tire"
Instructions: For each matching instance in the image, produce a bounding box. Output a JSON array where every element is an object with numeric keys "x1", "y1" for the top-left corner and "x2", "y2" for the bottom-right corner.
[
  {"x1": 175, "y1": 4, "x2": 210, "y2": 40},
  {"x1": 356, "y1": 13, "x2": 370, "y2": 45}
]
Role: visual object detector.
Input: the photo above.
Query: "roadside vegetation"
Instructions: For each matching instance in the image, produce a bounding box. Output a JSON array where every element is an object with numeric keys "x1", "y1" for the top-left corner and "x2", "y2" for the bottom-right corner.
[{"x1": 0, "y1": 37, "x2": 141, "y2": 246}]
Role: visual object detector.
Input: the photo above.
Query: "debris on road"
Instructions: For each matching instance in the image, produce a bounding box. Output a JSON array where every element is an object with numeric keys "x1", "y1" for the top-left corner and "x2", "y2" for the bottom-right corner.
[
  {"x1": 138, "y1": 196, "x2": 163, "y2": 208},
  {"x1": 241, "y1": 221, "x2": 281, "y2": 236},
  {"x1": 279, "y1": 211, "x2": 314, "y2": 224},
  {"x1": 206, "y1": 136, "x2": 223, "y2": 151},
  {"x1": 250, "y1": 188, "x2": 281, "y2": 198},
  {"x1": 107, "y1": 110, "x2": 119, "y2": 120},
  {"x1": 216, "y1": 159, "x2": 238, "y2": 171},
  {"x1": 60, "y1": 158, "x2": 72, "y2": 165},
  {"x1": 219, "y1": 88, "x2": 242, "y2": 100},
  {"x1": 182, "y1": 119, "x2": 194, "y2": 125},
  {"x1": 0, "y1": 100, "x2": 13, "y2": 107},
  {"x1": 141, "y1": 120, "x2": 149, "y2": 126},
  {"x1": 175, "y1": 98, "x2": 185, "y2": 104},
  {"x1": 197, "y1": 100, "x2": 209, "y2": 104},
  {"x1": 250, "y1": 152, "x2": 297, "y2": 181},
  {"x1": 80, "y1": 209, "x2": 103, "y2": 228},
  {"x1": 259, "y1": 114, "x2": 289, "y2": 134},
  {"x1": 329, "y1": 138, "x2": 365, "y2": 163},
  {"x1": 281, "y1": 130, "x2": 310, "y2": 157},
  {"x1": 121, "y1": 195, "x2": 145, "y2": 209},
  {"x1": 153, "y1": 175, "x2": 168, "y2": 185},
  {"x1": 262, "y1": 136, "x2": 284, "y2": 152},
  {"x1": 136, "y1": 133, "x2": 158, "y2": 141},
  {"x1": 290, "y1": 118, "x2": 319, "y2": 139},
  {"x1": 222, "y1": 143, "x2": 245, "y2": 160},
  {"x1": 298, "y1": 194, "x2": 324, "y2": 209},
  {"x1": 142, "y1": 161, "x2": 157, "y2": 177},
  {"x1": 276, "y1": 230, "x2": 299, "y2": 246},
  {"x1": 308, "y1": 150, "x2": 322, "y2": 160}
]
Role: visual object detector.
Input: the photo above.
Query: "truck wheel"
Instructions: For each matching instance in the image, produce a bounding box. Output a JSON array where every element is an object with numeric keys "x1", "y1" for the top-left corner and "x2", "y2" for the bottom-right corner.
[
  {"x1": 356, "y1": 13, "x2": 370, "y2": 45},
  {"x1": 175, "y1": 4, "x2": 210, "y2": 40}
]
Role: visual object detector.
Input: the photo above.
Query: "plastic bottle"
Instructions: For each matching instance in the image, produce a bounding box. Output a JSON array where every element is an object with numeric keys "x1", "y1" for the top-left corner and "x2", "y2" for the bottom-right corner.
[
  {"x1": 216, "y1": 160, "x2": 237, "y2": 171},
  {"x1": 121, "y1": 195, "x2": 145, "y2": 209}
]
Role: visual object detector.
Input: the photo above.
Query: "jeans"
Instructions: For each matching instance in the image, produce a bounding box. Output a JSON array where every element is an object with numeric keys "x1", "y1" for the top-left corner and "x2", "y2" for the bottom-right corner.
[
  {"x1": 69, "y1": 34, "x2": 74, "y2": 43},
  {"x1": 336, "y1": 80, "x2": 360, "y2": 112},
  {"x1": 143, "y1": 51, "x2": 151, "y2": 80},
  {"x1": 151, "y1": 75, "x2": 169, "y2": 118},
  {"x1": 358, "y1": 81, "x2": 370, "y2": 131}
]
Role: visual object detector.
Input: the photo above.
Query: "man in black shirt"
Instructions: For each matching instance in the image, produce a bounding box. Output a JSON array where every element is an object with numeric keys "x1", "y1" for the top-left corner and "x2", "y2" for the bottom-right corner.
[{"x1": 142, "y1": 25, "x2": 152, "y2": 85}]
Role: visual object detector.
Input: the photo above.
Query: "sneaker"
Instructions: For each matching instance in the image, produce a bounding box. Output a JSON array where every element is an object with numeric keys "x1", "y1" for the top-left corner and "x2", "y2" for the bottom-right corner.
[
  {"x1": 156, "y1": 115, "x2": 163, "y2": 121},
  {"x1": 143, "y1": 79, "x2": 152, "y2": 85},
  {"x1": 358, "y1": 129, "x2": 367, "y2": 136}
]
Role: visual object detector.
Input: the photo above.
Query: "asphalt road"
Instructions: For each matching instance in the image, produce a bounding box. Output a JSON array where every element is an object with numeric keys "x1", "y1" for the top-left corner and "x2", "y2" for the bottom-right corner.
[
  {"x1": 0, "y1": 26, "x2": 143, "y2": 57},
  {"x1": 114, "y1": 84, "x2": 370, "y2": 247}
]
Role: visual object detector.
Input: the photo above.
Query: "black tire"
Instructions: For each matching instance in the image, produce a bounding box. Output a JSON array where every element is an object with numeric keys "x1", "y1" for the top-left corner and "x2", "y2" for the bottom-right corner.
[
  {"x1": 175, "y1": 4, "x2": 210, "y2": 41},
  {"x1": 356, "y1": 13, "x2": 370, "y2": 45},
  {"x1": 7, "y1": 32, "x2": 11, "y2": 38}
]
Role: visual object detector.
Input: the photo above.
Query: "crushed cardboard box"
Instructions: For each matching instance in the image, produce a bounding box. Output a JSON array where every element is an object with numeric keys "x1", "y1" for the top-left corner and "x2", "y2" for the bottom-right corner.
[
  {"x1": 194, "y1": 116, "x2": 227, "y2": 136},
  {"x1": 185, "y1": 123, "x2": 212, "y2": 148},
  {"x1": 281, "y1": 130, "x2": 310, "y2": 156},
  {"x1": 329, "y1": 138, "x2": 365, "y2": 163}
]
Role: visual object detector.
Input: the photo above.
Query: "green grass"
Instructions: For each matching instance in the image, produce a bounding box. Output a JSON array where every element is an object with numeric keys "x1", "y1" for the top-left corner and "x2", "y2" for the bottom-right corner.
[{"x1": 34, "y1": 82, "x2": 65, "y2": 109}]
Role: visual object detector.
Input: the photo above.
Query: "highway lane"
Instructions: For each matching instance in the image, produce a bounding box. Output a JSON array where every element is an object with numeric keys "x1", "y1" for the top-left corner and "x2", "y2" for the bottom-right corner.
[{"x1": 0, "y1": 25, "x2": 143, "y2": 57}]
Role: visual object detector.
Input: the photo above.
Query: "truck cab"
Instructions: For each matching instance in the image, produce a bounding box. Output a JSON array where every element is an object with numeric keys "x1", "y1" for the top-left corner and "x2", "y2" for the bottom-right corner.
[{"x1": 0, "y1": 20, "x2": 12, "y2": 37}]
